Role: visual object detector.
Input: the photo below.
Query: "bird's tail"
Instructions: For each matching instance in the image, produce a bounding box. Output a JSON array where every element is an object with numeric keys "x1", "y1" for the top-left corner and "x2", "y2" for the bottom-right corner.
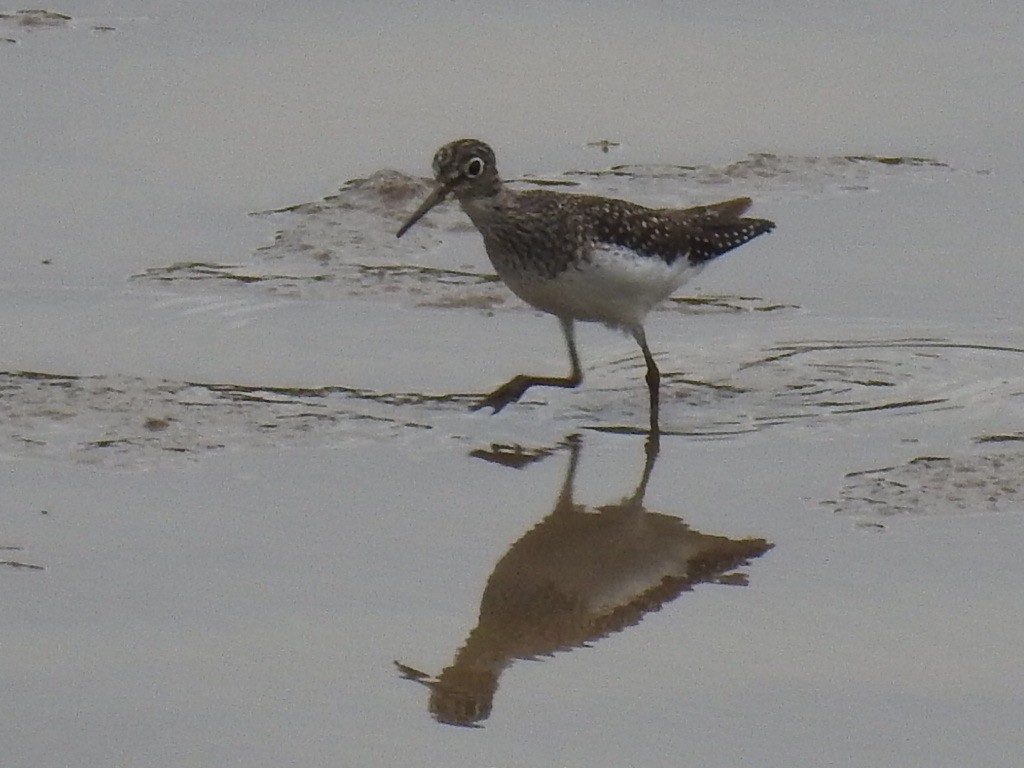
[{"x1": 672, "y1": 197, "x2": 775, "y2": 264}]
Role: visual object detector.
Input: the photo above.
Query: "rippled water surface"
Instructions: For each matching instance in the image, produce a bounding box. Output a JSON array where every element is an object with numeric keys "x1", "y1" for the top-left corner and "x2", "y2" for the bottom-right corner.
[{"x1": 3, "y1": 3, "x2": 1023, "y2": 767}]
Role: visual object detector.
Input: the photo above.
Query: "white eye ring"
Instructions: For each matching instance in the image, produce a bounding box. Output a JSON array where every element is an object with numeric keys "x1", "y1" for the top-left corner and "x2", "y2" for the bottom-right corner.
[{"x1": 465, "y1": 157, "x2": 484, "y2": 178}]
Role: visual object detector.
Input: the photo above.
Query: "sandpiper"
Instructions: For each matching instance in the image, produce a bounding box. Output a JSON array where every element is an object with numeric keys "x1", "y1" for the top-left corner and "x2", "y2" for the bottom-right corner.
[{"x1": 396, "y1": 139, "x2": 774, "y2": 436}]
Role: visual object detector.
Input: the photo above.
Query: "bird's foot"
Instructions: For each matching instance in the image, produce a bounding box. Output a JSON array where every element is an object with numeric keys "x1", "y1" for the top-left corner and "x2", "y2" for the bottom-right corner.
[
  {"x1": 471, "y1": 375, "x2": 536, "y2": 413},
  {"x1": 471, "y1": 374, "x2": 581, "y2": 413}
]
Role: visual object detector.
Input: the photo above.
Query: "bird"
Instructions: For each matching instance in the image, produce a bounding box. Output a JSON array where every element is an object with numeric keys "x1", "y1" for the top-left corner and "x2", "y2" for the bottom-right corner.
[{"x1": 396, "y1": 139, "x2": 775, "y2": 439}]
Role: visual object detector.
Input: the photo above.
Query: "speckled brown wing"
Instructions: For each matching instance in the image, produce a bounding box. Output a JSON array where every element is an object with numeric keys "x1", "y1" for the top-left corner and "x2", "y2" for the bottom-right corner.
[{"x1": 581, "y1": 194, "x2": 774, "y2": 266}]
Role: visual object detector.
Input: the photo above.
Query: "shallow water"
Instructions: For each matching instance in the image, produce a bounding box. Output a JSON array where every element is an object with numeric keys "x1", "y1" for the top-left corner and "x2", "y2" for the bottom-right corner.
[{"x1": 3, "y1": 3, "x2": 1023, "y2": 767}]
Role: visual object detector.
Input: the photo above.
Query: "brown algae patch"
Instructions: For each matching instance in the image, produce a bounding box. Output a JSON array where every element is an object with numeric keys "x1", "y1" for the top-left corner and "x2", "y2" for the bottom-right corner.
[
  {"x1": 566, "y1": 153, "x2": 951, "y2": 185},
  {"x1": 0, "y1": 9, "x2": 71, "y2": 27},
  {"x1": 0, "y1": 370, "x2": 475, "y2": 465},
  {"x1": 6, "y1": 334, "x2": 1021, "y2": 464},
  {"x1": 824, "y1": 451, "x2": 1024, "y2": 519}
]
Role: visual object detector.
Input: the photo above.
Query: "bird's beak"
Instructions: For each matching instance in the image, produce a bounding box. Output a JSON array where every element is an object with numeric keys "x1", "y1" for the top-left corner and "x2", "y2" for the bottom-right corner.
[{"x1": 396, "y1": 180, "x2": 454, "y2": 238}]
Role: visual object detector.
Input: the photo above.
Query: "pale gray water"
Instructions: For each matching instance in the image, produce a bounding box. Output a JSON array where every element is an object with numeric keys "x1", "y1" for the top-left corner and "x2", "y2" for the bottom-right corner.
[{"x1": 3, "y1": 3, "x2": 1023, "y2": 766}]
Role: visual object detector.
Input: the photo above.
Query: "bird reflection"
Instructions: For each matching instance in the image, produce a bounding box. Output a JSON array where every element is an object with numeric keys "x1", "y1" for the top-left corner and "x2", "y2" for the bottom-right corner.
[{"x1": 396, "y1": 436, "x2": 772, "y2": 727}]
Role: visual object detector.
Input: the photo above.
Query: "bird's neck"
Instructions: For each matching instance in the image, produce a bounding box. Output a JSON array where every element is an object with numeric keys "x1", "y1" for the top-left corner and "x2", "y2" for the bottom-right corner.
[{"x1": 455, "y1": 186, "x2": 511, "y2": 229}]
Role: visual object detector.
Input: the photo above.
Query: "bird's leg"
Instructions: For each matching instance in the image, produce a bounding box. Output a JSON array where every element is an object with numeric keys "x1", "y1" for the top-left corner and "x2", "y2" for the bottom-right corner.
[
  {"x1": 632, "y1": 326, "x2": 661, "y2": 445},
  {"x1": 551, "y1": 435, "x2": 583, "y2": 516},
  {"x1": 474, "y1": 318, "x2": 582, "y2": 412}
]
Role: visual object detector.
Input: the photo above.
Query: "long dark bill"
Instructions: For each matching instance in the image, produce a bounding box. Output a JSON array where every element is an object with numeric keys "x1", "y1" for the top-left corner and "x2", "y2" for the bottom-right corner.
[{"x1": 395, "y1": 182, "x2": 453, "y2": 238}]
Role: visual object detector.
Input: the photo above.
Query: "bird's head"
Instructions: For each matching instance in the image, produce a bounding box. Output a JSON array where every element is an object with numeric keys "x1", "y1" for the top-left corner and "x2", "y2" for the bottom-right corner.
[{"x1": 396, "y1": 139, "x2": 500, "y2": 237}]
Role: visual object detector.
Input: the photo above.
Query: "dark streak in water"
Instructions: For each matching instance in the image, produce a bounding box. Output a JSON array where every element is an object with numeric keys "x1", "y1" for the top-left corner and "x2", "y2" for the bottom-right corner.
[
  {"x1": 834, "y1": 397, "x2": 947, "y2": 414},
  {"x1": 0, "y1": 560, "x2": 45, "y2": 570},
  {"x1": 195, "y1": 381, "x2": 478, "y2": 408},
  {"x1": 975, "y1": 433, "x2": 1024, "y2": 444}
]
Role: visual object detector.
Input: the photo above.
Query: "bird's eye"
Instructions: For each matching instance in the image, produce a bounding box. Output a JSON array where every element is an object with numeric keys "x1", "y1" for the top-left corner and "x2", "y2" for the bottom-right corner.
[{"x1": 465, "y1": 157, "x2": 485, "y2": 178}]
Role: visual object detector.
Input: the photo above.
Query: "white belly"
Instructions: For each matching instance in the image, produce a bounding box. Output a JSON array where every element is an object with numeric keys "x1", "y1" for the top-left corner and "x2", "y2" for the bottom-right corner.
[{"x1": 501, "y1": 246, "x2": 703, "y2": 330}]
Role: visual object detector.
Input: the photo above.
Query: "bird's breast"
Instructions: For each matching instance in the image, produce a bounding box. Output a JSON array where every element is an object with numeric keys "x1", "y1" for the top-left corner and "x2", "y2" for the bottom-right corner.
[{"x1": 493, "y1": 243, "x2": 704, "y2": 329}]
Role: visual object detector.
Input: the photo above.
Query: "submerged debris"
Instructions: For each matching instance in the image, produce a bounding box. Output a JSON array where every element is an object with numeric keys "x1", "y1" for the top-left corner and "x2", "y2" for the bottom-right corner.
[
  {"x1": 134, "y1": 153, "x2": 953, "y2": 309},
  {"x1": 3, "y1": 331, "x2": 1021, "y2": 466}
]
